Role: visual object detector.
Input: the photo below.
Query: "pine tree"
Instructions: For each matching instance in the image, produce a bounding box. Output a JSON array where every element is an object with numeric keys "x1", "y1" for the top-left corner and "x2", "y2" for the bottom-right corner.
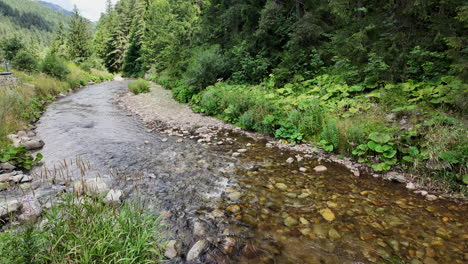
[
  {"x1": 51, "y1": 22, "x2": 68, "y2": 57},
  {"x1": 67, "y1": 6, "x2": 92, "y2": 62}
]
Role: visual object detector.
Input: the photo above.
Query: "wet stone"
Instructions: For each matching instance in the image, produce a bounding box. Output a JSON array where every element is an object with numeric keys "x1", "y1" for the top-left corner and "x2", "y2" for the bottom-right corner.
[
  {"x1": 165, "y1": 240, "x2": 180, "y2": 259},
  {"x1": 313, "y1": 165, "x2": 327, "y2": 172},
  {"x1": 275, "y1": 183, "x2": 288, "y2": 191},
  {"x1": 226, "y1": 205, "x2": 241, "y2": 214},
  {"x1": 284, "y1": 216, "x2": 298, "y2": 227},
  {"x1": 186, "y1": 240, "x2": 207, "y2": 262},
  {"x1": 319, "y1": 208, "x2": 336, "y2": 222},
  {"x1": 228, "y1": 191, "x2": 242, "y2": 201}
]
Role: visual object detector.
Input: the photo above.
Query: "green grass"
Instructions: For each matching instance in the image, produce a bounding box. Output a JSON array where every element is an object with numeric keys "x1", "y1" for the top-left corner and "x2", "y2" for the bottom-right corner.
[
  {"x1": 128, "y1": 79, "x2": 151, "y2": 95},
  {"x1": 0, "y1": 194, "x2": 166, "y2": 264}
]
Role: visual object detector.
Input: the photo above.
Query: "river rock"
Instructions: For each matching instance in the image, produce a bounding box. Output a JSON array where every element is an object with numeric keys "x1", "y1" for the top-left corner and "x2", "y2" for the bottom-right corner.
[
  {"x1": 165, "y1": 240, "x2": 180, "y2": 259},
  {"x1": 0, "y1": 182, "x2": 9, "y2": 191},
  {"x1": 286, "y1": 157, "x2": 295, "y2": 164},
  {"x1": 299, "y1": 167, "x2": 307, "y2": 172},
  {"x1": 223, "y1": 237, "x2": 236, "y2": 254},
  {"x1": 228, "y1": 191, "x2": 242, "y2": 201},
  {"x1": 104, "y1": 189, "x2": 123, "y2": 204},
  {"x1": 384, "y1": 172, "x2": 406, "y2": 183},
  {"x1": 227, "y1": 205, "x2": 241, "y2": 214},
  {"x1": 406, "y1": 182, "x2": 416, "y2": 190},
  {"x1": 11, "y1": 174, "x2": 33, "y2": 184},
  {"x1": 237, "y1": 149, "x2": 247, "y2": 153},
  {"x1": 186, "y1": 240, "x2": 207, "y2": 261},
  {"x1": 7, "y1": 134, "x2": 21, "y2": 147},
  {"x1": 232, "y1": 152, "x2": 241, "y2": 157},
  {"x1": 328, "y1": 228, "x2": 341, "y2": 240},
  {"x1": 319, "y1": 208, "x2": 336, "y2": 222},
  {"x1": 194, "y1": 221, "x2": 206, "y2": 236},
  {"x1": 425, "y1": 194, "x2": 438, "y2": 201},
  {"x1": 19, "y1": 196, "x2": 42, "y2": 221},
  {"x1": 0, "y1": 199, "x2": 21, "y2": 218},
  {"x1": 23, "y1": 140, "x2": 45, "y2": 150},
  {"x1": 313, "y1": 165, "x2": 327, "y2": 172},
  {"x1": 162, "y1": 138, "x2": 168, "y2": 142},
  {"x1": 0, "y1": 162, "x2": 15, "y2": 171},
  {"x1": 284, "y1": 216, "x2": 298, "y2": 227},
  {"x1": 299, "y1": 217, "x2": 310, "y2": 225},
  {"x1": 74, "y1": 178, "x2": 110, "y2": 196},
  {"x1": 275, "y1": 183, "x2": 288, "y2": 191}
]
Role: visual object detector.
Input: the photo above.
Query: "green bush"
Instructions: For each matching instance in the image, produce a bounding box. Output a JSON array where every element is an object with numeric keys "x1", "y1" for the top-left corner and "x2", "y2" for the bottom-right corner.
[
  {"x1": 0, "y1": 146, "x2": 42, "y2": 170},
  {"x1": 128, "y1": 79, "x2": 150, "y2": 95},
  {"x1": 0, "y1": 36, "x2": 24, "y2": 61},
  {"x1": 0, "y1": 195, "x2": 165, "y2": 264},
  {"x1": 183, "y1": 46, "x2": 229, "y2": 92},
  {"x1": 12, "y1": 50, "x2": 38, "y2": 72},
  {"x1": 40, "y1": 54, "x2": 70, "y2": 80},
  {"x1": 320, "y1": 119, "x2": 340, "y2": 151}
]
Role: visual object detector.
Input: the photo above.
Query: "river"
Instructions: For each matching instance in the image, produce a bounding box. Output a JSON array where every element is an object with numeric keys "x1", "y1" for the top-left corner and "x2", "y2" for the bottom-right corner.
[{"x1": 33, "y1": 81, "x2": 467, "y2": 264}]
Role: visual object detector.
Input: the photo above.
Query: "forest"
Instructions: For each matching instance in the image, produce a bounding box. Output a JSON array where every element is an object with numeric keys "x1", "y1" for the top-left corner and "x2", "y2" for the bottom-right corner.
[{"x1": 94, "y1": 0, "x2": 467, "y2": 192}]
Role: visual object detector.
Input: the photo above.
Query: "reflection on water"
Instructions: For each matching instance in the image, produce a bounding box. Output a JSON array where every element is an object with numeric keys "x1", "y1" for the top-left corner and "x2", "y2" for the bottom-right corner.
[{"x1": 34, "y1": 81, "x2": 467, "y2": 264}]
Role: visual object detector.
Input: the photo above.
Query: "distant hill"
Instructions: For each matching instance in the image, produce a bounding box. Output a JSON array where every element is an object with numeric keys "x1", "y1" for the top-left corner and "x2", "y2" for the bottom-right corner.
[
  {"x1": 0, "y1": 0, "x2": 70, "y2": 51},
  {"x1": 38, "y1": 1, "x2": 72, "y2": 16}
]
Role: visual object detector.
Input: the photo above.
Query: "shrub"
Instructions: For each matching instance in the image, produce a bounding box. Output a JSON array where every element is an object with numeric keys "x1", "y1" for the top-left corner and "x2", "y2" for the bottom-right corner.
[
  {"x1": 320, "y1": 119, "x2": 340, "y2": 151},
  {"x1": 40, "y1": 54, "x2": 70, "y2": 80},
  {"x1": 12, "y1": 50, "x2": 38, "y2": 72},
  {"x1": 79, "y1": 56, "x2": 106, "y2": 72},
  {"x1": 183, "y1": 46, "x2": 229, "y2": 92},
  {"x1": 0, "y1": 36, "x2": 24, "y2": 61},
  {"x1": 0, "y1": 194, "x2": 166, "y2": 264},
  {"x1": 128, "y1": 79, "x2": 150, "y2": 95}
]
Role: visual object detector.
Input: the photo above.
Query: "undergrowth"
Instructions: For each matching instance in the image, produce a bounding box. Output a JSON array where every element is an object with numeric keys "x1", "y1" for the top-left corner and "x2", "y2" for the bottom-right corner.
[{"x1": 0, "y1": 194, "x2": 166, "y2": 264}]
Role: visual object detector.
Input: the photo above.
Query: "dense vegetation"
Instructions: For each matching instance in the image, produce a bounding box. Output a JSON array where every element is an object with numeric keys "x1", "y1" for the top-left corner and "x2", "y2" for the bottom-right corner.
[
  {"x1": 0, "y1": 2, "x2": 113, "y2": 167},
  {"x1": 93, "y1": 0, "x2": 467, "y2": 193},
  {"x1": 0, "y1": 0, "x2": 70, "y2": 51},
  {"x1": 0, "y1": 195, "x2": 165, "y2": 263}
]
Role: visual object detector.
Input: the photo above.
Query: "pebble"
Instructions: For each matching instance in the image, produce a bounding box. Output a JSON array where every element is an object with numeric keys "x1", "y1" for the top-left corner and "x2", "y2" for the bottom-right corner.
[
  {"x1": 164, "y1": 240, "x2": 180, "y2": 259},
  {"x1": 176, "y1": 139, "x2": 183, "y2": 143},
  {"x1": 297, "y1": 193, "x2": 310, "y2": 199},
  {"x1": 186, "y1": 240, "x2": 207, "y2": 261},
  {"x1": 299, "y1": 217, "x2": 309, "y2": 225},
  {"x1": 237, "y1": 149, "x2": 247, "y2": 153},
  {"x1": 162, "y1": 138, "x2": 168, "y2": 142},
  {"x1": 425, "y1": 194, "x2": 437, "y2": 201},
  {"x1": 193, "y1": 221, "x2": 206, "y2": 236},
  {"x1": 299, "y1": 167, "x2": 307, "y2": 172},
  {"x1": 144, "y1": 141, "x2": 149, "y2": 144},
  {"x1": 319, "y1": 208, "x2": 336, "y2": 222},
  {"x1": 313, "y1": 165, "x2": 327, "y2": 172},
  {"x1": 228, "y1": 191, "x2": 242, "y2": 201},
  {"x1": 226, "y1": 205, "x2": 241, "y2": 214},
  {"x1": 328, "y1": 228, "x2": 341, "y2": 239},
  {"x1": 406, "y1": 182, "x2": 416, "y2": 190},
  {"x1": 286, "y1": 157, "x2": 295, "y2": 164},
  {"x1": 275, "y1": 183, "x2": 288, "y2": 191},
  {"x1": 284, "y1": 216, "x2": 298, "y2": 227},
  {"x1": 232, "y1": 152, "x2": 241, "y2": 157}
]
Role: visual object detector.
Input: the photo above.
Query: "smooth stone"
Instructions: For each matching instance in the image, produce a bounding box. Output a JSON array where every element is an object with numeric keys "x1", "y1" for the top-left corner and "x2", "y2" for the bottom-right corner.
[
  {"x1": 0, "y1": 162, "x2": 15, "y2": 171},
  {"x1": 237, "y1": 149, "x2": 247, "y2": 153},
  {"x1": 0, "y1": 199, "x2": 21, "y2": 218},
  {"x1": 426, "y1": 195, "x2": 437, "y2": 201},
  {"x1": 162, "y1": 138, "x2": 168, "y2": 142},
  {"x1": 228, "y1": 191, "x2": 242, "y2": 201},
  {"x1": 275, "y1": 183, "x2": 288, "y2": 191},
  {"x1": 284, "y1": 216, "x2": 298, "y2": 227},
  {"x1": 319, "y1": 208, "x2": 336, "y2": 222},
  {"x1": 193, "y1": 221, "x2": 206, "y2": 236},
  {"x1": 286, "y1": 157, "x2": 295, "y2": 164},
  {"x1": 0, "y1": 182, "x2": 9, "y2": 191},
  {"x1": 384, "y1": 172, "x2": 406, "y2": 183},
  {"x1": 23, "y1": 140, "x2": 45, "y2": 150},
  {"x1": 285, "y1": 192, "x2": 297, "y2": 198},
  {"x1": 423, "y1": 258, "x2": 438, "y2": 264},
  {"x1": 226, "y1": 205, "x2": 241, "y2": 214},
  {"x1": 297, "y1": 193, "x2": 310, "y2": 199},
  {"x1": 176, "y1": 139, "x2": 183, "y2": 143},
  {"x1": 299, "y1": 217, "x2": 310, "y2": 225},
  {"x1": 328, "y1": 228, "x2": 341, "y2": 240},
  {"x1": 144, "y1": 141, "x2": 149, "y2": 144},
  {"x1": 19, "y1": 196, "x2": 42, "y2": 221},
  {"x1": 186, "y1": 240, "x2": 207, "y2": 261},
  {"x1": 299, "y1": 167, "x2": 307, "y2": 172},
  {"x1": 406, "y1": 182, "x2": 416, "y2": 190},
  {"x1": 165, "y1": 240, "x2": 180, "y2": 259},
  {"x1": 232, "y1": 152, "x2": 241, "y2": 157},
  {"x1": 104, "y1": 189, "x2": 123, "y2": 203},
  {"x1": 313, "y1": 165, "x2": 327, "y2": 172}
]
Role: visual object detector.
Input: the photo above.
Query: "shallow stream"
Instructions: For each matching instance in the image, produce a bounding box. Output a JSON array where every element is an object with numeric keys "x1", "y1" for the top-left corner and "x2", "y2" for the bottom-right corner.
[{"x1": 34, "y1": 81, "x2": 467, "y2": 264}]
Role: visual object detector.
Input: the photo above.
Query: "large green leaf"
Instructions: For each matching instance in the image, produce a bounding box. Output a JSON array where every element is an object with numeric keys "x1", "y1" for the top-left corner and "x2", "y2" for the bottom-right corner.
[{"x1": 368, "y1": 132, "x2": 391, "y2": 144}]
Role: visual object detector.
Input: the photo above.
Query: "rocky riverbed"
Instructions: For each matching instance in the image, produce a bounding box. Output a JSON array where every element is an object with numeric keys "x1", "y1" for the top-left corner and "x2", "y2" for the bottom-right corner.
[{"x1": 1, "y1": 81, "x2": 467, "y2": 264}]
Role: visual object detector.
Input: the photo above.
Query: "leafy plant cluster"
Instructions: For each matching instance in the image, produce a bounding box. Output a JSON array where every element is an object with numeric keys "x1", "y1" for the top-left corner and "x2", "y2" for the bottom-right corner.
[
  {"x1": 0, "y1": 146, "x2": 43, "y2": 170},
  {"x1": 0, "y1": 194, "x2": 165, "y2": 264},
  {"x1": 128, "y1": 79, "x2": 150, "y2": 95}
]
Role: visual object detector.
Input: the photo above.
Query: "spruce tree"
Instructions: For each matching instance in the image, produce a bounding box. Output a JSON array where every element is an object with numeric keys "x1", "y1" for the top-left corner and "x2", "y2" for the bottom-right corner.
[{"x1": 67, "y1": 6, "x2": 92, "y2": 62}]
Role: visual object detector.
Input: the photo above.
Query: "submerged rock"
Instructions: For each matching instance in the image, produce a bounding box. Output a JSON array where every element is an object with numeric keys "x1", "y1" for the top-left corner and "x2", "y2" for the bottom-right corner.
[
  {"x1": 193, "y1": 221, "x2": 206, "y2": 236},
  {"x1": 186, "y1": 240, "x2": 207, "y2": 261},
  {"x1": 319, "y1": 208, "x2": 336, "y2": 222},
  {"x1": 165, "y1": 240, "x2": 180, "y2": 259},
  {"x1": 286, "y1": 157, "x2": 295, "y2": 164},
  {"x1": 228, "y1": 191, "x2": 242, "y2": 201},
  {"x1": 284, "y1": 216, "x2": 298, "y2": 227},
  {"x1": 275, "y1": 183, "x2": 288, "y2": 191}
]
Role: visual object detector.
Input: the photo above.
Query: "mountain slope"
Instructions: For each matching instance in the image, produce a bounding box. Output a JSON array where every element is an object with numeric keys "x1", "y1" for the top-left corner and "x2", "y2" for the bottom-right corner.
[
  {"x1": 38, "y1": 1, "x2": 72, "y2": 16},
  {"x1": 0, "y1": 0, "x2": 70, "y2": 49}
]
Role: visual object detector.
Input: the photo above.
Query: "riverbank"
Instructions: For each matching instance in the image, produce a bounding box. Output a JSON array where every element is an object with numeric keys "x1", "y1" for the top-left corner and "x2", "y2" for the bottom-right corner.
[{"x1": 118, "y1": 82, "x2": 465, "y2": 201}]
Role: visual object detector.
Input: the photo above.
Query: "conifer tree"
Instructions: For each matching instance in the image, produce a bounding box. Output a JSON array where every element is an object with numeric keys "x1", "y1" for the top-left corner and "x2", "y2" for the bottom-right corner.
[{"x1": 67, "y1": 6, "x2": 92, "y2": 62}]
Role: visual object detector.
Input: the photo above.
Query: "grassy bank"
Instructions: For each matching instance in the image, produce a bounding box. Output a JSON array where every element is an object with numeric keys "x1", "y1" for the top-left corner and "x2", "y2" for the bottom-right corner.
[
  {"x1": 0, "y1": 63, "x2": 113, "y2": 147},
  {"x1": 153, "y1": 73, "x2": 467, "y2": 195},
  {"x1": 0, "y1": 194, "x2": 165, "y2": 263}
]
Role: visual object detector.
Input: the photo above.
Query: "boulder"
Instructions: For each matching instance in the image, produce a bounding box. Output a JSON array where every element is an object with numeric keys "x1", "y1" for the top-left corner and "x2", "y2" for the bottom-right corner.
[
  {"x1": 24, "y1": 140, "x2": 45, "y2": 150},
  {"x1": 186, "y1": 240, "x2": 207, "y2": 261},
  {"x1": 19, "y1": 196, "x2": 42, "y2": 221},
  {"x1": 74, "y1": 178, "x2": 110, "y2": 196},
  {"x1": 0, "y1": 199, "x2": 21, "y2": 218}
]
